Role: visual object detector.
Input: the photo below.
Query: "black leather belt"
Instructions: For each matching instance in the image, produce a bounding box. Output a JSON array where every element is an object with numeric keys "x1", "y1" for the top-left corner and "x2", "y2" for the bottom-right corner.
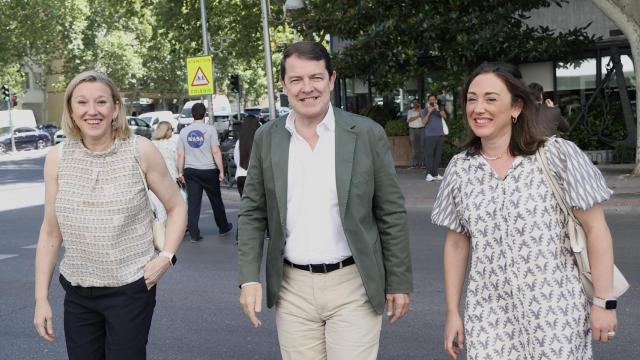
[{"x1": 284, "y1": 256, "x2": 355, "y2": 273}]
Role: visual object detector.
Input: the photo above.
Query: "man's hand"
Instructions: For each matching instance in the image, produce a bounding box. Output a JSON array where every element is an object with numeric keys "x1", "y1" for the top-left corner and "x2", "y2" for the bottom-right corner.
[
  {"x1": 385, "y1": 293, "x2": 410, "y2": 324},
  {"x1": 219, "y1": 171, "x2": 225, "y2": 183},
  {"x1": 34, "y1": 299, "x2": 55, "y2": 342},
  {"x1": 544, "y1": 98, "x2": 555, "y2": 107},
  {"x1": 240, "y1": 283, "x2": 263, "y2": 328}
]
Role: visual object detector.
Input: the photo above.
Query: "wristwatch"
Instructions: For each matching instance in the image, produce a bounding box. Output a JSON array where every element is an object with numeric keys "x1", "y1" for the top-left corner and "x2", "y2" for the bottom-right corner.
[
  {"x1": 593, "y1": 297, "x2": 617, "y2": 310},
  {"x1": 159, "y1": 251, "x2": 177, "y2": 266}
]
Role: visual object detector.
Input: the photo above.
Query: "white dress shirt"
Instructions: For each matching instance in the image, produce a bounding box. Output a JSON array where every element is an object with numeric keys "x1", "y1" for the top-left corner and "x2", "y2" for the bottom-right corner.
[
  {"x1": 284, "y1": 104, "x2": 352, "y2": 265},
  {"x1": 233, "y1": 140, "x2": 247, "y2": 179}
]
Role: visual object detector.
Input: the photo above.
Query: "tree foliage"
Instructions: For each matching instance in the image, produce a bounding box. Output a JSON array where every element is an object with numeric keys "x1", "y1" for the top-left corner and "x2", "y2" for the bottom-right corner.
[{"x1": 286, "y1": 0, "x2": 600, "y2": 92}]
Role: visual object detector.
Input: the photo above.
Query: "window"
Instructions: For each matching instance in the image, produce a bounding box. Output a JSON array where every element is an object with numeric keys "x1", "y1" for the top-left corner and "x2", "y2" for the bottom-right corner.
[{"x1": 556, "y1": 59, "x2": 597, "y2": 91}]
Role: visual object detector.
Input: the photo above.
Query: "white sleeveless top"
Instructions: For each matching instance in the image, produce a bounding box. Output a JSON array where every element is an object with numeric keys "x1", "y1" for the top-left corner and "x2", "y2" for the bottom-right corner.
[{"x1": 56, "y1": 136, "x2": 154, "y2": 287}]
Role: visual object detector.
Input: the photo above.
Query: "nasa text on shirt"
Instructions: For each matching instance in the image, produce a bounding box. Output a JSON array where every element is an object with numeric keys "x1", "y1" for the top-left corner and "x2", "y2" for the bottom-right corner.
[{"x1": 187, "y1": 129, "x2": 206, "y2": 148}]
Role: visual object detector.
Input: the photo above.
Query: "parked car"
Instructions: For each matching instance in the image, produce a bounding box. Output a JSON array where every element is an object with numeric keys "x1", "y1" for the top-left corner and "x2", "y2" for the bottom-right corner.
[
  {"x1": 278, "y1": 107, "x2": 291, "y2": 117},
  {"x1": 138, "y1": 111, "x2": 178, "y2": 132},
  {"x1": 0, "y1": 126, "x2": 51, "y2": 153},
  {"x1": 53, "y1": 129, "x2": 67, "y2": 144},
  {"x1": 260, "y1": 108, "x2": 270, "y2": 122},
  {"x1": 37, "y1": 123, "x2": 60, "y2": 141},
  {"x1": 127, "y1": 116, "x2": 153, "y2": 139},
  {"x1": 178, "y1": 96, "x2": 232, "y2": 135},
  {"x1": 244, "y1": 107, "x2": 262, "y2": 118},
  {"x1": 0, "y1": 109, "x2": 37, "y2": 129}
]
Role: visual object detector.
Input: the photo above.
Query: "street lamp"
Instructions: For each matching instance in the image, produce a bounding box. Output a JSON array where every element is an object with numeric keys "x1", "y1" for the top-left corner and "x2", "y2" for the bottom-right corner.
[{"x1": 260, "y1": 0, "x2": 305, "y2": 121}]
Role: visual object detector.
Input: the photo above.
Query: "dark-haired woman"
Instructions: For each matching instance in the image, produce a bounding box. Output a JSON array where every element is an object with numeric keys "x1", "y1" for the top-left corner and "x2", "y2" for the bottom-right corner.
[
  {"x1": 233, "y1": 115, "x2": 260, "y2": 197},
  {"x1": 431, "y1": 63, "x2": 618, "y2": 359}
]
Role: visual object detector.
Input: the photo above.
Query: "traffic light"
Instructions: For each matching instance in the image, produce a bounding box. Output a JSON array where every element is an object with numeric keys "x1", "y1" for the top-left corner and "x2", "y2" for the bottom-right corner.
[
  {"x1": 11, "y1": 94, "x2": 17, "y2": 107},
  {"x1": 1, "y1": 85, "x2": 9, "y2": 102},
  {"x1": 229, "y1": 74, "x2": 240, "y2": 93}
]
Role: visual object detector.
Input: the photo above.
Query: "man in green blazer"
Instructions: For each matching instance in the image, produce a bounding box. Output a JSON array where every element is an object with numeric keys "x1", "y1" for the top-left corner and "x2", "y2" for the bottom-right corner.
[{"x1": 238, "y1": 41, "x2": 412, "y2": 359}]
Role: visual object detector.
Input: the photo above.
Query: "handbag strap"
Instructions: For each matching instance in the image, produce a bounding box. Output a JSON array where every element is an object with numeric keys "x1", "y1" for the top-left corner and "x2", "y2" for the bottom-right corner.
[
  {"x1": 132, "y1": 135, "x2": 156, "y2": 216},
  {"x1": 536, "y1": 146, "x2": 578, "y2": 223}
]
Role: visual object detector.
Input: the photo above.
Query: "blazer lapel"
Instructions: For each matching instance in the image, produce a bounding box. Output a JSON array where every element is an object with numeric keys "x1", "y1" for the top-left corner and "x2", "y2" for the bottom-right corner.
[
  {"x1": 270, "y1": 118, "x2": 290, "y2": 224},
  {"x1": 334, "y1": 108, "x2": 357, "y2": 222}
]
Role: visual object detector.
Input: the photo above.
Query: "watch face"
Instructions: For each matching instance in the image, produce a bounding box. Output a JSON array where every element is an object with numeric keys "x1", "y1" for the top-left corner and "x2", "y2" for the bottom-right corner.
[
  {"x1": 171, "y1": 255, "x2": 177, "y2": 266},
  {"x1": 605, "y1": 300, "x2": 617, "y2": 310}
]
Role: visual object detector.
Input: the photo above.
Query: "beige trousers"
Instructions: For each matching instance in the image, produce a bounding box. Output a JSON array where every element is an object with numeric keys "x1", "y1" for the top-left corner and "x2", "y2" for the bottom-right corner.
[{"x1": 275, "y1": 264, "x2": 383, "y2": 360}]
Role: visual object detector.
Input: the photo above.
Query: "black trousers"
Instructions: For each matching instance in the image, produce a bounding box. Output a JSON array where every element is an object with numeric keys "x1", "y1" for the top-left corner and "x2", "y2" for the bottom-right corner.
[
  {"x1": 60, "y1": 275, "x2": 156, "y2": 360},
  {"x1": 184, "y1": 167, "x2": 231, "y2": 239},
  {"x1": 236, "y1": 176, "x2": 246, "y2": 198}
]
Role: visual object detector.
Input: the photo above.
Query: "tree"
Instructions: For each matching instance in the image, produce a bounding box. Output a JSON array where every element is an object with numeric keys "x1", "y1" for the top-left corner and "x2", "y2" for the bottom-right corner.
[
  {"x1": 591, "y1": 0, "x2": 640, "y2": 175},
  {"x1": 286, "y1": 1, "x2": 598, "y2": 92}
]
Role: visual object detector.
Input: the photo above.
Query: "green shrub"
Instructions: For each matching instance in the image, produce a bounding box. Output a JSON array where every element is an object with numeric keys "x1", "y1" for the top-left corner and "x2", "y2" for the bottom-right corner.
[
  {"x1": 384, "y1": 119, "x2": 409, "y2": 137},
  {"x1": 361, "y1": 104, "x2": 396, "y2": 128}
]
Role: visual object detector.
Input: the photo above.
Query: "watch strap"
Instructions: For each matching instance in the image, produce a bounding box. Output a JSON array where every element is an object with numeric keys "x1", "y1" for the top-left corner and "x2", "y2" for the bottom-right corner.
[
  {"x1": 159, "y1": 251, "x2": 176, "y2": 266},
  {"x1": 593, "y1": 297, "x2": 617, "y2": 310}
]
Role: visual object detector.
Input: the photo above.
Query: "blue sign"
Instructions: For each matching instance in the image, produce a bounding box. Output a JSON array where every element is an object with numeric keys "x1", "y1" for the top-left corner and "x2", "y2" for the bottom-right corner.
[{"x1": 187, "y1": 130, "x2": 205, "y2": 148}]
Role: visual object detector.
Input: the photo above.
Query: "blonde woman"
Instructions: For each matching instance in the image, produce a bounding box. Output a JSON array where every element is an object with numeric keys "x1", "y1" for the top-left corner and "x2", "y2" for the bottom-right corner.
[
  {"x1": 151, "y1": 121, "x2": 184, "y2": 218},
  {"x1": 33, "y1": 71, "x2": 187, "y2": 359}
]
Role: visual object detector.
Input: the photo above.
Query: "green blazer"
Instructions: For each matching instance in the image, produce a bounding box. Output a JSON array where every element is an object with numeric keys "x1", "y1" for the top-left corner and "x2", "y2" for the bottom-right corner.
[{"x1": 237, "y1": 107, "x2": 412, "y2": 314}]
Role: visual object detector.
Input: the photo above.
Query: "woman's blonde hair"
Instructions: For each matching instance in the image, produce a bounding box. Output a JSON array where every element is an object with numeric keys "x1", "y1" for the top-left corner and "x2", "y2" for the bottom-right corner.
[
  {"x1": 61, "y1": 70, "x2": 129, "y2": 141},
  {"x1": 151, "y1": 121, "x2": 173, "y2": 140}
]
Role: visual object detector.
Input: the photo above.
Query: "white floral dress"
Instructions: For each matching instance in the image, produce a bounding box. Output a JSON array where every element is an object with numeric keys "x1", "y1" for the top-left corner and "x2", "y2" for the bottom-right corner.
[{"x1": 431, "y1": 137, "x2": 612, "y2": 360}]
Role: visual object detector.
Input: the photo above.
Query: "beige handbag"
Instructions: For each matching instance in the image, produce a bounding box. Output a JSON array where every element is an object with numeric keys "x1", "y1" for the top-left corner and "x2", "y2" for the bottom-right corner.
[
  {"x1": 135, "y1": 160, "x2": 166, "y2": 252},
  {"x1": 537, "y1": 146, "x2": 629, "y2": 299}
]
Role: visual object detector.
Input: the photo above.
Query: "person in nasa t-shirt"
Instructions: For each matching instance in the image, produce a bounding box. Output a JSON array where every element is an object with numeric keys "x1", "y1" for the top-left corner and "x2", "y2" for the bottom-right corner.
[{"x1": 177, "y1": 102, "x2": 233, "y2": 242}]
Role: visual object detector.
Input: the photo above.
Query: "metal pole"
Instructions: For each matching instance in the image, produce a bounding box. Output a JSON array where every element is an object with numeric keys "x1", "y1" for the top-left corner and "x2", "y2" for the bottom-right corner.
[
  {"x1": 199, "y1": 0, "x2": 214, "y2": 125},
  {"x1": 7, "y1": 88, "x2": 16, "y2": 152},
  {"x1": 260, "y1": 0, "x2": 277, "y2": 121}
]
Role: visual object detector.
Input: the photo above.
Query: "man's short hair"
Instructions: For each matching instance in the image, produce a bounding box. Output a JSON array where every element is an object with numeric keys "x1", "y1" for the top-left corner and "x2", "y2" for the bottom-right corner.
[
  {"x1": 192, "y1": 102, "x2": 206, "y2": 120},
  {"x1": 280, "y1": 41, "x2": 333, "y2": 81},
  {"x1": 528, "y1": 82, "x2": 544, "y2": 100}
]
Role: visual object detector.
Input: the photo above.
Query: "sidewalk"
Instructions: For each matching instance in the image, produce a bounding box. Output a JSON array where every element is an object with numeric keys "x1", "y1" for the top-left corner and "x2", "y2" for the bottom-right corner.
[{"x1": 393, "y1": 164, "x2": 640, "y2": 214}]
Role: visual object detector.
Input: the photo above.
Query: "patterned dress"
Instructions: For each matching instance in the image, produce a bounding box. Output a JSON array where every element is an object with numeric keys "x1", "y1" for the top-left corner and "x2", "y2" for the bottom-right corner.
[{"x1": 431, "y1": 137, "x2": 612, "y2": 360}]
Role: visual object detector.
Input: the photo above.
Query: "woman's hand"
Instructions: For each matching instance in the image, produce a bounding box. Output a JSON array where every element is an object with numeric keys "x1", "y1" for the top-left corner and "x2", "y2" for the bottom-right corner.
[
  {"x1": 590, "y1": 305, "x2": 617, "y2": 342},
  {"x1": 444, "y1": 312, "x2": 465, "y2": 359},
  {"x1": 34, "y1": 299, "x2": 55, "y2": 342},
  {"x1": 143, "y1": 256, "x2": 171, "y2": 289}
]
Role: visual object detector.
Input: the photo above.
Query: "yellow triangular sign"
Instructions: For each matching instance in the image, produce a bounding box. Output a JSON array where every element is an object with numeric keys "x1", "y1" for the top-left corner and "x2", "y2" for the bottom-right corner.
[{"x1": 191, "y1": 67, "x2": 210, "y2": 86}]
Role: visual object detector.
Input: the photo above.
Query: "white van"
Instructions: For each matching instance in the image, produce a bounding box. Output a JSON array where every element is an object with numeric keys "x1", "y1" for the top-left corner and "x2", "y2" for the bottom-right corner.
[
  {"x1": 138, "y1": 111, "x2": 178, "y2": 132},
  {"x1": 178, "y1": 95, "x2": 232, "y2": 135},
  {"x1": 0, "y1": 110, "x2": 37, "y2": 130}
]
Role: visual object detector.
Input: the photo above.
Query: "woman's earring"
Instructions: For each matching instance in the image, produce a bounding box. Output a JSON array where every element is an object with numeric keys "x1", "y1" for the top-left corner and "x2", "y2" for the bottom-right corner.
[{"x1": 512, "y1": 115, "x2": 518, "y2": 124}]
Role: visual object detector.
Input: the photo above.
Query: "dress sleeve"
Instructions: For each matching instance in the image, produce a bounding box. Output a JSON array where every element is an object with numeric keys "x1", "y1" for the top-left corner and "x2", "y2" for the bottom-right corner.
[
  {"x1": 431, "y1": 155, "x2": 465, "y2": 233},
  {"x1": 544, "y1": 137, "x2": 613, "y2": 210}
]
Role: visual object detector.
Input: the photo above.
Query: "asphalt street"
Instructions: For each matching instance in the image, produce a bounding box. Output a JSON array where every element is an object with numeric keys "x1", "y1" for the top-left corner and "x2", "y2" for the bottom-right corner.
[{"x1": 1, "y1": 149, "x2": 638, "y2": 359}]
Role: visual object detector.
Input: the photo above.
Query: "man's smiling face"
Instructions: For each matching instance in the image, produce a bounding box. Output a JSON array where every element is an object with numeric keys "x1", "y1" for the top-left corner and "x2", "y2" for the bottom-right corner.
[{"x1": 281, "y1": 55, "x2": 336, "y2": 123}]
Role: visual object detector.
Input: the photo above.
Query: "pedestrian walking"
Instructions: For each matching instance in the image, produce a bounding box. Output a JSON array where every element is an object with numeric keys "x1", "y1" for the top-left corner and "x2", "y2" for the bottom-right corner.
[
  {"x1": 233, "y1": 115, "x2": 260, "y2": 198},
  {"x1": 528, "y1": 82, "x2": 570, "y2": 137},
  {"x1": 238, "y1": 41, "x2": 412, "y2": 359},
  {"x1": 34, "y1": 70, "x2": 187, "y2": 359},
  {"x1": 432, "y1": 62, "x2": 619, "y2": 360},
  {"x1": 422, "y1": 94, "x2": 447, "y2": 181},
  {"x1": 150, "y1": 121, "x2": 183, "y2": 219},
  {"x1": 406, "y1": 98, "x2": 424, "y2": 168},
  {"x1": 177, "y1": 102, "x2": 233, "y2": 242}
]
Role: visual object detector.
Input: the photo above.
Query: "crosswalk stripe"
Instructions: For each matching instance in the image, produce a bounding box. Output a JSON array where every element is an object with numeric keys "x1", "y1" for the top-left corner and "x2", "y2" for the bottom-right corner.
[{"x1": 0, "y1": 254, "x2": 19, "y2": 260}]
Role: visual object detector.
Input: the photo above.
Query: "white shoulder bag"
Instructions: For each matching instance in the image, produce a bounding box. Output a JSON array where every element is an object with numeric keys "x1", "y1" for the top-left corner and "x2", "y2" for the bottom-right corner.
[{"x1": 537, "y1": 146, "x2": 629, "y2": 300}]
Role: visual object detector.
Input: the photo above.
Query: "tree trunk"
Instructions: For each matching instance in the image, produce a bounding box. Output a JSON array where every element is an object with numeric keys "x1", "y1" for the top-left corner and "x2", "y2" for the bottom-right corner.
[{"x1": 591, "y1": 0, "x2": 640, "y2": 175}]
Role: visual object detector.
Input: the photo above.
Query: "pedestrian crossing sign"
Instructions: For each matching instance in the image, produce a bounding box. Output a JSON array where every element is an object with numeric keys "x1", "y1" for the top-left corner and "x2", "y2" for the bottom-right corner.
[{"x1": 186, "y1": 56, "x2": 214, "y2": 96}]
